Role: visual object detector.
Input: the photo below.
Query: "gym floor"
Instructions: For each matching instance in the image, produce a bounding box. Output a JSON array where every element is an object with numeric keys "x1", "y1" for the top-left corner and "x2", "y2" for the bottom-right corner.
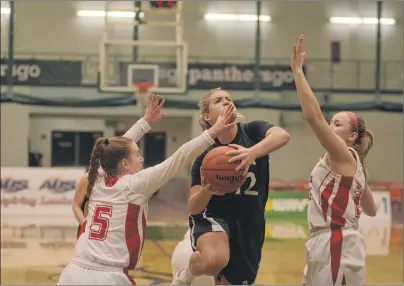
[{"x1": 1, "y1": 224, "x2": 402, "y2": 285}]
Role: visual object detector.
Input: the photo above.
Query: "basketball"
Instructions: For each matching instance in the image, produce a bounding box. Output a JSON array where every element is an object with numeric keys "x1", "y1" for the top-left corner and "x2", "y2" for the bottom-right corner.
[{"x1": 201, "y1": 146, "x2": 246, "y2": 194}]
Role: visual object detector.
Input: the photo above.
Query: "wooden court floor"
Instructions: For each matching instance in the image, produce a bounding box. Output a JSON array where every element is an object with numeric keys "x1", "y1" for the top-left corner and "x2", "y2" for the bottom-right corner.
[{"x1": 1, "y1": 227, "x2": 402, "y2": 285}]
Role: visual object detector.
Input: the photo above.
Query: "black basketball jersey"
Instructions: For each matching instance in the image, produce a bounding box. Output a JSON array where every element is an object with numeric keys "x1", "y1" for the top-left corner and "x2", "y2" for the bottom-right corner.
[{"x1": 191, "y1": 121, "x2": 273, "y2": 221}]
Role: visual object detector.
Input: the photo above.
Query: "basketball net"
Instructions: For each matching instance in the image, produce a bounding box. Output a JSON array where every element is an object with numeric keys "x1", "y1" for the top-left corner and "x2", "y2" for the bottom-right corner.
[{"x1": 133, "y1": 82, "x2": 154, "y2": 113}]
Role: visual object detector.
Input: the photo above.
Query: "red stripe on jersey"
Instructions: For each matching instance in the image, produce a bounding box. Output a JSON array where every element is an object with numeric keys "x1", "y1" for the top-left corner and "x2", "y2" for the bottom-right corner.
[
  {"x1": 77, "y1": 220, "x2": 87, "y2": 239},
  {"x1": 124, "y1": 269, "x2": 136, "y2": 285},
  {"x1": 321, "y1": 178, "x2": 335, "y2": 221},
  {"x1": 330, "y1": 226, "x2": 343, "y2": 284},
  {"x1": 105, "y1": 176, "x2": 119, "y2": 187},
  {"x1": 139, "y1": 211, "x2": 147, "y2": 257},
  {"x1": 330, "y1": 176, "x2": 353, "y2": 227},
  {"x1": 125, "y1": 204, "x2": 142, "y2": 270}
]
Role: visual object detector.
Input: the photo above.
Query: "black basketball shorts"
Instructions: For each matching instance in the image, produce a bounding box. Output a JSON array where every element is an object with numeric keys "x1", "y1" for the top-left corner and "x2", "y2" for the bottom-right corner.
[{"x1": 189, "y1": 213, "x2": 265, "y2": 285}]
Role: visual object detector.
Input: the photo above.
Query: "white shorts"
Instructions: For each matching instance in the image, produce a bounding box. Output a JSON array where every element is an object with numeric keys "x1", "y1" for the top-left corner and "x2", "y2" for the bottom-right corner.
[
  {"x1": 58, "y1": 263, "x2": 135, "y2": 285},
  {"x1": 304, "y1": 228, "x2": 366, "y2": 285},
  {"x1": 171, "y1": 238, "x2": 214, "y2": 285}
]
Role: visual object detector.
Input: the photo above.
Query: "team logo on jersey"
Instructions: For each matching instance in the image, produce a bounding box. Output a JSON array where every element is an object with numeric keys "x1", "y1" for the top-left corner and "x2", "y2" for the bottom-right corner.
[
  {"x1": 39, "y1": 179, "x2": 76, "y2": 193},
  {"x1": 0, "y1": 178, "x2": 29, "y2": 192}
]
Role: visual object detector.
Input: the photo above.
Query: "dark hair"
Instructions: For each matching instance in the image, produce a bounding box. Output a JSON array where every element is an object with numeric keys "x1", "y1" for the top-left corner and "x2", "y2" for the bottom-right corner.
[
  {"x1": 86, "y1": 136, "x2": 133, "y2": 198},
  {"x1": 351, "y1": 116, "x2": 374, "y2": 181}
]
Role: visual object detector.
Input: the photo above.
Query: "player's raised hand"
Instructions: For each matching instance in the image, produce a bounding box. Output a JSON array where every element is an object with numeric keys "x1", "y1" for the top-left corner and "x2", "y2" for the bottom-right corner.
[
  {"x1": 208, "y1": 105, "x2": 236, "y2": 138},
  {"x1": 226, "y1": 144, "x2": 256, "y2": 176},
  {"x1": 143, "y1": 93, "x2": 166, "y2": 124},
  {"x1": 291, "y1": 34, "x2": 306, "y2": 73}
]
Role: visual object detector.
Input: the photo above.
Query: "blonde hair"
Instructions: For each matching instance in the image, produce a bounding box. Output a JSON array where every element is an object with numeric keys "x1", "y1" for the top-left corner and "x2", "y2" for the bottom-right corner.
[
  {"x1": 197, "y1": 87, "x2": 244, "y2": 130},
  {"x1": 351, "y1": 116, "x2": 374, "y2": 181}
]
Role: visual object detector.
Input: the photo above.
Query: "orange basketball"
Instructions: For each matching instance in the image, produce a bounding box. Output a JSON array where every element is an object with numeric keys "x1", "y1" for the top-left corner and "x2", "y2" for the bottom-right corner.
[{"x1": 201, "y1": 146, "x2": 246, "y2": 194}]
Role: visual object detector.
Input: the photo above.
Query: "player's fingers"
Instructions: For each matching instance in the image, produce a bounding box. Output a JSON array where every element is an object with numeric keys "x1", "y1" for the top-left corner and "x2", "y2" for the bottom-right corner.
[
  {"x1": 158, "y1": 98, "x2": 166, "y2": 108},
  {"x1": 224, "y1": 122, "x2": 236, "y2": 129},
  {"x1": 299, "y1": 34, "x2": 305, "y2": 45},
  {"x1": 154, "y1": 94, "x2": 159, "y2": 106},
  {"x1": 224, "y1": 105, "x2": 235, "y2": 120},
  {"x1": 228, "y1": 144, "x2": 242, "y2": 150},
  {"x1": 224, "y1": 150, "x2": 239, "y2": 156},
  {"x1": 225, "y1": 104, "x2": 234, "y2": 115},
  {"x1": 149, "y1": 94, "x2": 155, "y2": 107},
  {"x1": 228, "y1": 154, "x2": 244, "y2": 163},
  {"x1": 221, "y1": 105, "x2": 230, "y2": 119},
  {"x1": 235, "y1": 161, "x2": 247, "y2": 172}
]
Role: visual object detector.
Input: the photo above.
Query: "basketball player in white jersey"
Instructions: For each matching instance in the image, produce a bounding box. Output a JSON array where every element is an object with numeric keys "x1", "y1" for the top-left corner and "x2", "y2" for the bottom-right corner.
[
  {"x1": 291, "y1": 35, "x2": 377, "y2": 285},
  {"x1": 57, "y1": 96, "x2": 237, "y2": 285},
  {"x1": 72, "y1": 96, "x2": 165, "y2": 237},
  {"x1": 171, "y1": 229, "x2": 214, "y2": 285}
]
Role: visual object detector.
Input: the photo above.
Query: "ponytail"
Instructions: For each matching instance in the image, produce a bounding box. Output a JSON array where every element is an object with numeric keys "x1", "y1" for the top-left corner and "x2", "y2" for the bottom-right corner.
[
  {"x1": 86, "y1": 138, "x2": 105, "y2": 198},
  {"x1": 354, "y1": 130, "x2": 374, "y2": 181}
]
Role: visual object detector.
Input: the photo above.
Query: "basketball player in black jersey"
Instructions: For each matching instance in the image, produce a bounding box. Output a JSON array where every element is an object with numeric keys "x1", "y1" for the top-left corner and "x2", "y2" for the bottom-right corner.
[{"x1": 172, "y1": 88, "x2": 290, "y2": 285}]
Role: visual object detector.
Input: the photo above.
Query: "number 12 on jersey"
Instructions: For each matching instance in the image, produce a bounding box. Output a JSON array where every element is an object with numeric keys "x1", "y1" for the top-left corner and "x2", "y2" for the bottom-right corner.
[
  {"x1": 88, "y1": 205, "x2": 113, "y2": 241},
  {"x1": 235, "y1": 162, "x2": 258, "y2": 196}
]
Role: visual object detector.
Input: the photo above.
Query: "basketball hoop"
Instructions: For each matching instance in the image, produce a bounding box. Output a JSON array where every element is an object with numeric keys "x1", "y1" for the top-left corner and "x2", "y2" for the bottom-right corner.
[{"x1": 133, "y1": 82, "x2": 155, "y2": 112}]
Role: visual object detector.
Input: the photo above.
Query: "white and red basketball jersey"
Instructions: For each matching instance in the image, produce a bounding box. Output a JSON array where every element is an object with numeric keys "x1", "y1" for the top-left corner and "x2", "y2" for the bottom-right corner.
[
  {"x1": 307, "y1": 148, "x2": 366, "y2": 233},
  {"x1": 71, "y1": 131, "x2": 215, "y2": 272}
]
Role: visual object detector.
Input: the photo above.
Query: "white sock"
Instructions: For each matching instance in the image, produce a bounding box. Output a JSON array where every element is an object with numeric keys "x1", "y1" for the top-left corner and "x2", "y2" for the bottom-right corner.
[
  {"x1": 179, "y1": 266, "x2": 195, "y2": 282},
  {"x1": 185, "y1": 266, "x2": 195, "y2": 278}
]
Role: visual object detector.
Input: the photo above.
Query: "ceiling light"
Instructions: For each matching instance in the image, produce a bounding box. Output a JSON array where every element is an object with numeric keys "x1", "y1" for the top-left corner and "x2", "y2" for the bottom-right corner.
[
  {"x1": 77, "y1": 10, "x2": 144, "y2": 19},
  {"x1": 204, "y1": 13, "x2": 271, "y2": 22},
  {"x1": 329, "y1": 17, "x2": 395, "y2": 26},
  {"x1": 1, "y1": 8, "x2": 11, "y2": 15}
]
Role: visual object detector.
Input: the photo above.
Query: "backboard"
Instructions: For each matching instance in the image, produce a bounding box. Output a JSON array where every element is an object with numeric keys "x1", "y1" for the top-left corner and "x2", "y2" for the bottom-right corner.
[
  {"x1": 127, "y1": 64, "x2": 159, "y2": 89},
  {"x1": 98, "y1": 40, "x2": 188, "y2": 95}
]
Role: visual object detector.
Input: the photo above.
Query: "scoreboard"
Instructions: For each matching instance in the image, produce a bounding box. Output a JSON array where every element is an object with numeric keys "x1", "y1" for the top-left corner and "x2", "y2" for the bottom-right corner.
[{"x1": 149, "y1": 1, "x2": 177, "y2": 9}]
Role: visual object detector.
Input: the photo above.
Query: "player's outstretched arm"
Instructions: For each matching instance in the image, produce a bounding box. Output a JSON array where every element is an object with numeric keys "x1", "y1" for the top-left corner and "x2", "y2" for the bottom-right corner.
[
  {"x1": 291, "y1": 35, "x2": 354, "y2": 164},
  {"x1": 360, "y1": 185, "x2": 377, "y2": 217},
  {"x1": 127, "y1": 105, "x2": 236, "y2": 199},
  {"x1": 226, "y1": 121, "x2": 290, "y2": 174},
  {"x1": 248, "y1": 125, "x2": 290, "y2": 157},
  {"x1": 122, "y1": 94, "x2": 165, "y2": 142}
]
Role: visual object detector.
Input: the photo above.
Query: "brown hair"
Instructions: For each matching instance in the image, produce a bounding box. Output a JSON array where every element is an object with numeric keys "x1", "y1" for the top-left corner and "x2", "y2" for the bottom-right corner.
[
  {"x1": 351, "y1": 116, "x2": 374, "y2": 181},
  {"x1": 86, "y1": 136, "x2": 133, "y2": 197},
  {"x1": 198, "y1": 87, "x2": 244, "y2": 130}
]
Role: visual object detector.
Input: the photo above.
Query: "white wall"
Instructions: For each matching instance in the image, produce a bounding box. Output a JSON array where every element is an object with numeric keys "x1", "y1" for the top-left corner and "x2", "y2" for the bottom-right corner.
[
  {"x1": 1, "y1": 103, "x2": 29, "y2": 167},
  {"x1": 1, "y1": 1, "x2": 402, "y2": 60}
]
